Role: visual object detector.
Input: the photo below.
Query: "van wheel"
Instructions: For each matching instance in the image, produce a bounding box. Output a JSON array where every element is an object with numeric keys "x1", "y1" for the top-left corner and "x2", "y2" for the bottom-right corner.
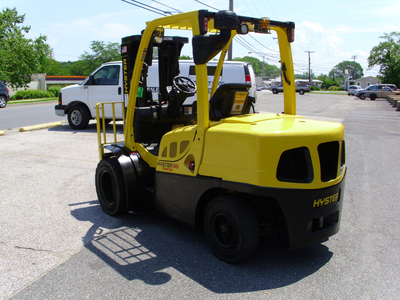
[
  {"x1": 204, "y1": 195, "x2": 259, "y2": 264},
  {"x1": 95, "y1": 157, "x2": 128, "y2": 216},
  {"x1": 68, "y1": 104, "x2": 90, "y2": 130},
  {"x1": 370, "y1": 94, "x2": 376, "y2": 100},
  {"x1": 299, "y1": 89, "x2": 305, "y2": 95}
]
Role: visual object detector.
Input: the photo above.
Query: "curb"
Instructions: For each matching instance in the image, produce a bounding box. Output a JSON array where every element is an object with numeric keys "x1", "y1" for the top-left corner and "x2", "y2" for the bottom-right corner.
[{"x1": 19, "y1": 122, "x2": 63, "y2": 132}]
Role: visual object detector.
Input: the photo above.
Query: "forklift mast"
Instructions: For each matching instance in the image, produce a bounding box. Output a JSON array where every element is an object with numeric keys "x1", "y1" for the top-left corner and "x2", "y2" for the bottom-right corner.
[{"x1": 121, "y1": 34, "x2": 188, "y2": 107}]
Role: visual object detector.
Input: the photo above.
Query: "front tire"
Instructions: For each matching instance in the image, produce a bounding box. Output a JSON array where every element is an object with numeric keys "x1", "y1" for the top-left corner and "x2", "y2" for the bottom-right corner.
[
  {"x1": 95, "y1": 157, "x2": 128, "y2": 216},
  {"x1": 359, "y1": 94, "x2": 366, "y2": 100},
  {"x1": 68, "y1": 104, "x2": 90, "y2": 129},
  {"x1": 204, "y1": 195, "x2": 259, "y2": 264},
  {"x1": 299, "y1": 89, "x2": 305, "y2": 95},
  {"x1": 272, "y1": 89, "x2": 278, "y2": 94}
]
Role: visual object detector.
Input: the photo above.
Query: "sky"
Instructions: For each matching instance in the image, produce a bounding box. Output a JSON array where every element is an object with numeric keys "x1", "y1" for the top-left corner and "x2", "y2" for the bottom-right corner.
[{"x1": 2, "y1": 0, "x2": 400, "y2": 77}]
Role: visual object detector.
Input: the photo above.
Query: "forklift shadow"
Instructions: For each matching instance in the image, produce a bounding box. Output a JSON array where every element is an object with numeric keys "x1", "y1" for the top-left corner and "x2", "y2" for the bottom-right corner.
[
  {"x1": 48, "y1": 121, "x2": 124, "y2": 135},
  {"x1": 70, "y1": 202, "x2": 334, "y2": 293}
]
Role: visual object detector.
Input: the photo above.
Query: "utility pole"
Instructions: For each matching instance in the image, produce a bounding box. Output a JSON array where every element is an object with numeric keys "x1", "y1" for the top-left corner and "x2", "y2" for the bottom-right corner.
[
  {"x1": 227, "y1": 0, "x2": 233, "y2": 60},
  {"x1": 351, "y1": 55, "x2": 357, "y2": 80},
  {"x1": 305, "y1": 51, "x2": 314, "y2": 85}
]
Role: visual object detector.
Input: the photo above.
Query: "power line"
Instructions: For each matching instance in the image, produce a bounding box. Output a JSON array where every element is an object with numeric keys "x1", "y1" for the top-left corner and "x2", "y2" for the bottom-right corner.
[
  {"x1": 248, "y1": 34, "x2": 279, "y2": 53},
  {"x1": 193, "y1": 0, "x2": 220, "y2": 11},
  {"x1": 121, "y1": 0, "x2": 170, "y2": 16},
  {"x1": 151, "y1": 0, "x2": 182, "y2": 13}
]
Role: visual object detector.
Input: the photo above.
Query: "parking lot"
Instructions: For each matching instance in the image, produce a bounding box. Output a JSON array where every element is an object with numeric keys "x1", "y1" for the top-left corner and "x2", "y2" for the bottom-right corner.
[{"x1": 1, "y1": 92, "x2": 400, "y2": 299}]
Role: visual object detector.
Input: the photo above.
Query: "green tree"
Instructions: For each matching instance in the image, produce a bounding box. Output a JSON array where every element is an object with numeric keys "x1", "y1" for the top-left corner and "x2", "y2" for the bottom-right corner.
[
  {"x1": 78, "y1": 41, "x2": 121, "y2": 75},
  {"x1": 0, "y1": 7, "x2": 54, "y2": 88},
  {"x1": 368, "y1": 32, "x2": 400, "y2": 87},
  {"x1": 329, "y1": 60, "x2": 364, "y2": 82},
  {"x1": 233, "y1": 56, "x2": 280, "y2": 78}
]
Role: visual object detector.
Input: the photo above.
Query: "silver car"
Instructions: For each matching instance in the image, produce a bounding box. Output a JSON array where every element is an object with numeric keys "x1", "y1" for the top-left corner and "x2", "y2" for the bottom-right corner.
[{"x1": 348, "y1": 85, "x2": 363, "y2": 96}]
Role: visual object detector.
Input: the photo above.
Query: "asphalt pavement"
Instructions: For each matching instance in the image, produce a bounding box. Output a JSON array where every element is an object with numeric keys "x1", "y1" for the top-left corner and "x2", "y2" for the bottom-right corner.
[{"x1": 1, "y1": 92, "x2": 400, "y2": 299}]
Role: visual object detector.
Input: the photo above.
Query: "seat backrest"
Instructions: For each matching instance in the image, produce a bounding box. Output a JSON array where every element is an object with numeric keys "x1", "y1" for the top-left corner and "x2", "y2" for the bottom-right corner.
[{"x1": 209, "y1": 83, "x2": 251, "y2": 120}]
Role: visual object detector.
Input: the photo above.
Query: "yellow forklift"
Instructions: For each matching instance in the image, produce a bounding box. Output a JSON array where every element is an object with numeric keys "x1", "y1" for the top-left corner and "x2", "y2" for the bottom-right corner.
[{"x1": 95, "y1": 10, "x2": 346, "y2": 263}]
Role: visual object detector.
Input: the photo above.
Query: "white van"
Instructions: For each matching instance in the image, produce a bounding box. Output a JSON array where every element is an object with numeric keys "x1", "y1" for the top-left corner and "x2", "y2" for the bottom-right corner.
[{"x1": 55, "y1": 60, "x2": 257, "y2": 129}]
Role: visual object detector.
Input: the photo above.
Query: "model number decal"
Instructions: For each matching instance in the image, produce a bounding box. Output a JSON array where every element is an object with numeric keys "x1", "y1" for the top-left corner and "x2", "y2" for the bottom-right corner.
[
  {"x1": 313, "y1": 192, "x2": 338, "y2": 208},
  {"x1": 157, "y1": 161, "x2": 179, "y2": 172}
]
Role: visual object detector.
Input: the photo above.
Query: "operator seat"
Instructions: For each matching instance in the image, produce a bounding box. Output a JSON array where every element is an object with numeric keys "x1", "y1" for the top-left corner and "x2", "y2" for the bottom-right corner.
[{"x1": 209, "y1": 83, "x2": 251, "y2": 121}]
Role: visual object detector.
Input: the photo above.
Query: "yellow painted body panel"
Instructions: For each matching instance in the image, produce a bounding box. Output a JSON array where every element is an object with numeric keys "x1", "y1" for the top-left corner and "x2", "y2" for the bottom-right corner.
[
  {"x1": 156, "y1": 125, "x2": 199, "y2": 175},
  {"x1": 199, "y1": 114, "x2": 345, "y2": 189}
]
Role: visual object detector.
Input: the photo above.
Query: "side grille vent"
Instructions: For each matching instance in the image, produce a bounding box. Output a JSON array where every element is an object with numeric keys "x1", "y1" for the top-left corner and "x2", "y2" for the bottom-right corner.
[
  {"x1": 318, "y1": 141, "x2": 339, "y2": 182},
  {"x1": 277, "y1": 147, "x2": 313, "y2": 183}
]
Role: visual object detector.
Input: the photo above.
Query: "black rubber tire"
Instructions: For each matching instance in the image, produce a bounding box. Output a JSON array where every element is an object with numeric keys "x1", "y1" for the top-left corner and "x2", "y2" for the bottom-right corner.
[
  {"x1": 204, "y1": 195, "x2": 259, "y2": 264},
  {"x1": 370, "y1": 94, "x2": 376, "y2": 100},
  {"x1": 95, "y1": 157, "x2": 128, "y2": 216},
  {"x1": 359, "y1": 94, "x2": 366, "y2": 100},
  {"x1": 299, "y1": 89, "x2": 305, "y2": 95},
  {"x1": 68, "y1": 104, "x2": 90, "y2": 130},
  {"x1": 272, "y1": 89, "x2": 278, "y2": 94},
  {"x1": 0, "y1": 96, "x2": 7, "y2": 108}
]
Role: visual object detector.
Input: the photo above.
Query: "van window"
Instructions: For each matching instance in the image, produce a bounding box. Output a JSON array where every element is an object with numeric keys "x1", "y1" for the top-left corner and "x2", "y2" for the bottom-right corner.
[
  {"x1": 189, "y1": 65, "x2": 220, "y2": 76},
  {"x1": 93, "y1": 65, "x2": 120, "y2": 85}
]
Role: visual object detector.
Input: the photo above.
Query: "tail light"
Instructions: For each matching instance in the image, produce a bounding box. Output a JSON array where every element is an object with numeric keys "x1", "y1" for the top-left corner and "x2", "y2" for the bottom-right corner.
[
  {"x1": 290, "y1": 28, "x2": 295, "y2": 42},
  {"x1": 203, "y1": 17, "x2": 208, "y2": 33},
  {"x1": 246, "y1": 74, "x2": 251, "y2": 85}
]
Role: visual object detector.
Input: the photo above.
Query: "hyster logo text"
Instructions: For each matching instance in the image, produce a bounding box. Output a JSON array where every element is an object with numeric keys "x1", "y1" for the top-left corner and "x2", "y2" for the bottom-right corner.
[{"x1": 313, "y1": 192, "x2": 338, "y2": 208}]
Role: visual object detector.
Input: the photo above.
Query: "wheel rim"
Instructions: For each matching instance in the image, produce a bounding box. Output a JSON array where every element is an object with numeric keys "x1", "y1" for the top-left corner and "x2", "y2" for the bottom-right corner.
[
  {"x1": 100, "y1": 171, "x2": 116, "y2": 207},
  {"x1": 211, "y1": 210, "x2": 238, "y2": 251},
  {"x1": 70, "y1": 110, "x2": 82, "y2": 125},
  {"x1": 0, "y1": 97, "x2": 5, "y2": 108}
]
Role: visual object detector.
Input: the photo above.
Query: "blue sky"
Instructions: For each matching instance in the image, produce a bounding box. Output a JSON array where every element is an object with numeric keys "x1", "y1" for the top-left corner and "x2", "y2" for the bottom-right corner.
[{"x1": 2, "y1": 0, "x2": 400, "y2": 77}]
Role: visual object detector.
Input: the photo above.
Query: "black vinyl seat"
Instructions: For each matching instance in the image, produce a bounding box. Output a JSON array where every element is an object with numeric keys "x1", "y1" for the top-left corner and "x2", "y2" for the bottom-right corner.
[{"x1": 209, "y1": 83, "x2": 251, "y2": 121}]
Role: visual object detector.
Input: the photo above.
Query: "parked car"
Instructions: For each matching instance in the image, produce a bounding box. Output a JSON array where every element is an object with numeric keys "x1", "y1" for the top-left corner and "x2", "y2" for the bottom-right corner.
[
  {"x1": 270, "y1": 82, "x2": 310, "y2": 95},
  {"x1": 355, "y1": 84, "x2": 399, "y2": 100},
  {"x1": 0, "y1": 80, "x2": 10, "y2": 108},
  {"x1": 348, "y1": 85, "x2": 363, "y2": 96}
]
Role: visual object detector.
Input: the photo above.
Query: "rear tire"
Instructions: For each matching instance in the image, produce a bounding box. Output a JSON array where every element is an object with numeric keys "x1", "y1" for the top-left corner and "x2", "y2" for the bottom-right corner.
[
  {"x1": 272, "y1": 89, "x2": 278, "y2": 94},
  {"x1": 359, "y1": 94, "x2": 366, "y2": 100},
  {"x1": 95, "y1": 157, "x2": 128, "y2": 216},
  {"x1": 299, "y1": 89, "x2": 305, "y2": 95},
  {"x1": 204, "y1": 195, "x2": 259, "y2": 264},
  {"x1": 370, "y1": 94, "x2": 376, "y2": 100},
  {"x1": 68, "y1": 104, "x2": 90, "y2": 130},
  {"x1": 0, "y1": 96, "x2": 7, "y2": 108}
]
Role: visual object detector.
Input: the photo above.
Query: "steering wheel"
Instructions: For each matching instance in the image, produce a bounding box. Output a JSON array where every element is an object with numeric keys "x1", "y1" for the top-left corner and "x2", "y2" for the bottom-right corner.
[{"x1": 172, "y1": 76, "x2": 197, "y2": 95}]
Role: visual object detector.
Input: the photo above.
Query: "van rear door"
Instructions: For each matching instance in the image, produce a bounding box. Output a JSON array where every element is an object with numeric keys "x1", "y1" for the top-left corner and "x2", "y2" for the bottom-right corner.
[{"x1": 244, "y1": 63, "x2": 257, "y2": 102}]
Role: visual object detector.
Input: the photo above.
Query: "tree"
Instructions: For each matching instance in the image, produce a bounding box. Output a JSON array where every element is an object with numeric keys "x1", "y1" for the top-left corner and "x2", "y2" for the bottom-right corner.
[
  {"x1": 329, "y1": 60, "x2": 364, "y2": 82},
  {"x1": 233, "y1": 56, "x2": 280, "y2": 78},
  {"x1": 368, "y1": 32, "x2": 400, "y2": 87},
  {"x1": 78, "y1": 41, "x2": 121, "y2": 75},
  {"x1": 0, "y1": 7, "x2": 54, "y2": 88}
]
